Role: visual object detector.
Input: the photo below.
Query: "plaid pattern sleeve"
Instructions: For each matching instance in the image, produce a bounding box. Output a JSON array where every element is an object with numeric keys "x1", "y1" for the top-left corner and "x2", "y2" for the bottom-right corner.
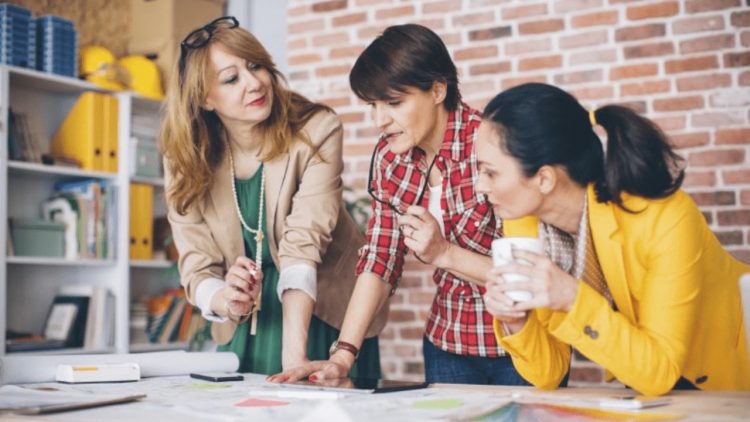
[{"x1": 357, "y1": 103, "x2": 506, "y2": 357}]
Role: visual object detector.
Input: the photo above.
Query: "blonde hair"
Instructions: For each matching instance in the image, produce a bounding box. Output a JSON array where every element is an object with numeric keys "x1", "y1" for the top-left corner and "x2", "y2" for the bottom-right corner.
[{"x1": 160, "y1": 25, "x2": 330, "y2": 215}]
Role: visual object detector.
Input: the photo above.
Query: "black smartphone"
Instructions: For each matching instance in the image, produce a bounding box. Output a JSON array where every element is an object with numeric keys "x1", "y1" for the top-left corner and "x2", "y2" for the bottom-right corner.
[{"x1": 189, "y1": 372, "x2": 244, "y2": 382}]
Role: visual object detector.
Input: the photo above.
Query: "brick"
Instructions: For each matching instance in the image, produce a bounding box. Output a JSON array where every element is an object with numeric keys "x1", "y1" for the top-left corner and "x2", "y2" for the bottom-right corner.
[
  {"x1": 469, "y1": 26, "x2": 512, "y2": 41},
  {"x1": 501, "y1": 74, "x2": 549, "y2": 90},
  {"x1": 610, "y1": 63, "x2": 659, "y2": 80},
  {"x1": 357, "y1": 25, "x2": 388, "y2": 40},
  {"x1": 519, "y1": 55, "x2": 563, "y2": 71},
  {"x1": 519, "y1": 18, "x2": 565, "y2": 35},
  {"x1": 312, "y1": 0, "x2": 348, "y2": 12},
  {"x1": 627, "y1": 2, "x2": 679, "y2": 20},
  {"x1": 741, "y1": 71, "x2": 750, "y2": 86},
  {"x1": 331, "y1": 45, "x2": 366, "y2": 59},
  {"x1": 332, "y1": 12, "x2": 367, "y2": 27},
  {"x1": 554, "y1": 0, "x2": 603, "y2": 13},
  {"x1": 560, "y1": 30, "x2": 609, "y2": 49},
  {"x1": 288, "y1": 53, "x2": 323, "y2": 66},
  {"x1": 570, "y1": 366, "x2": 604, "y2": 383},
  {"x1": 732, "y1": 10, "x2": 750, "y2": 27},
  {"x1": 288, "y1": 4, "x2": 310, "y2": 17},
  {"x1": 725, "y1": 169, "x2": 750, "y2": 184},
  {"x1": 453, "y1": 12, "x2": 495, "y2": 26},
  {"x1": 717, "y1": 210, "x2": 750, "y2": 226},
  {"x1": 685, "y1": 0, "x2": 741, "y2": 13},
  {"x1": 684, "y1": 170, "x2": 717, "y2": 187},
  {"x1": 454, "y1": 45, "x2": 499, "y2": 61},
  {"x1": 741, "y1": 190, "x2": 750, "y2": 205},
  {"x1": 717, "y1": 128, "x2": 750, "y2": 145},
  {"x1": 504, "y1": 38, "x2": 552, "y2": 55},
  {"x1": 569, "y1": 85, "x2": 615, "y2": 100},
  {"x1": 554, "y1": 69, "x2": 604, "y2": 85},
  {"x1": 288, "y1": 18, "x2": 326, "y2": 34},
  {"x1": 572, "y1": 10, "x2": 619, "y2": 28},
  {"x1": 690, "y1": 191, "x2": 736, "y2": 206},
  {"x1": 624, "y1": 41, "x2": 675, "y2": 59},
  {"x1": 315, "y1": 64, "x2": 351, "y2": 78},
  {"x1": 501, "y1": 3, "x2": 548, "y2": 20},
  {"x1": 616, "y1": 100, "x2": 648, "y2": 114},
  {"x1": 404, "y1": 361, "x2": 424, "y2": 374},
  {"x1": 665, "y1": 55, "x2": 719, "y2": 73},
  {"x1": 711, "y1": 89, "x2": 750, "y2": 107},
  {"x1": 724, "y1": 51, "x2": 750, "y2": 67},
  {"x1": 289, "y1": 70, "x2": 309, "y2": 81},
  {"x1": 653, "y1": 96, "x2": 705, "y2": 111},
  {"x1": 342, "y1": 142, "x2": 372, "y2": 157},
  {"x1": 375, "y1": 5, "x2": 415, "y2": 20},
  {"x1": 652, "y1": 115, "x2": 686, "y2": 131},
  {"x1": 689, "y1": 149, "x2": 746, "y2": 166},
  {"x1": 730, "y1": 250, "x2": 750, "y2": 264},
  {"x1": 703, "y1": 209, "x2": 714, "y2": 225},
  {"x1": 676, "y1": 74, "x2": 732, "y2": 91},
  {"x1": 461, "y1": 80, "x2": 497, "y2": 96},
  {"x1": 673, "y1": 15, "x2": 726, "y2": 34},
  {"x1": 620, "y1": 80, "x2": 671, "y2": 96},
  {"x1": 570, "y1": 49, "x2": 617, "y2": 65},
  {"x1": 400, "y1": 327, "x2": 425, "y2": 339},
  {"x1": 692, "y1": 111, "x2": 745, "y2": 127},
  {"x1": 355, "y1": 0, "x2": 393, "y2": 5},
  {"x1": 716, "y1": 230, "x2": 744, "y2": 246},
  {"x1": 469, "y1": 61, "x2": 512, "y2": 76},
  {"x1": 287, "y1": 38, "x2": 307, "y2": 50},
  {"x1": 320, "y1": 96, "x2": 351, "y2": 108},
  {"x1": 615, "y1": 23, "x2": 666, "y2": 42},
  {"x1": 312, "y1": 31, "x2": 350, "y2": 46},
  {"x1": 680, "y1": 34, "x2": 735, "y2": 54},
  {"x1": 670, "y1": 132, "x2": 711, "y2": 149},
  {"x1": 422, "y1": 0, "x2": 462, "y2": 14},
  {"x1": 388, "y1": 309, "x2": 416, "y2": 322}
]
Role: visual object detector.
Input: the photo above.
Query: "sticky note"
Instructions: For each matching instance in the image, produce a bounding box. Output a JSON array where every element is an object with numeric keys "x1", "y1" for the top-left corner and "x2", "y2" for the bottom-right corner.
[
  {"x1": 412, "y1": 398, "x2": 463, "y2": 409},
  {"x1": 235, "y1": 397, "x2": 290, "y2": 408}
]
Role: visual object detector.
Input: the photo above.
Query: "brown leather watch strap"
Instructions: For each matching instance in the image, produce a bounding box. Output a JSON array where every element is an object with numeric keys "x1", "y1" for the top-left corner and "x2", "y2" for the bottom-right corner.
[{"x1": 330, "y1": 340, "x2": 359, "y2": 360}]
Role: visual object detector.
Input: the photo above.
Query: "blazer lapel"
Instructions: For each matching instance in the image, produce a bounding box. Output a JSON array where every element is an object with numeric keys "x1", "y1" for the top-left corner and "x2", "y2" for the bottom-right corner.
[
  {"x1": 210, "y1": 153, "x2": 244, "y2": 261},
  {"x1": 263, "y1": 152, "x2": 290, "y2": 269},
  {"x1": 588, "y1": 185, "x2": 635, "y2": 319}
]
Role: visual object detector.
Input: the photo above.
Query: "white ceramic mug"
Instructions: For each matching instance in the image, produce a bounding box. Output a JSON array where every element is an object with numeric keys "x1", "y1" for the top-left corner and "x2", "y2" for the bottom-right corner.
[{"x1": 491, "y1": 237, "x2": 544, "y2": 302}]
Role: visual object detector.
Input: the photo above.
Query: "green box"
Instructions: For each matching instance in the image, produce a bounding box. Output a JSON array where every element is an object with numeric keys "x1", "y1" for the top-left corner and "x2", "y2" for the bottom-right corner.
[{"x1": 10, "y1": 218, "x2": 66, "y2": 257}]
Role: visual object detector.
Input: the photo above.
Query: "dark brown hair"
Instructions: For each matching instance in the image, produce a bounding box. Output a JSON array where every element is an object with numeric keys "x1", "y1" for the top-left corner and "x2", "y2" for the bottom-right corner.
[{"x1": 349, "y1": 23, "x2": 460, "y2": 110}]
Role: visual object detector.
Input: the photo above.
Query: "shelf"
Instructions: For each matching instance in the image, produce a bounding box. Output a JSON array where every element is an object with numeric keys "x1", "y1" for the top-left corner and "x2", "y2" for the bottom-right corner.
[
  {"x1": 130, "y1": 175, "x2": 165, "y2": 186},
  {"x1": 5, "y1": 64, "x2": 106, "y2": 94},
  {"x1": 129, "y1": 342, "x2": 189, "y2": 353},
  {"x1": 6, "y1": 346, "x2": 116, "y2": 356},
  {"x1": 6, "y1": 256, "x2": 116, "y2": 267},
  {"x1": 8, "y1": 161, "x2": 118, "y2": 180},
  {"x1": 130, "y1": 259, "x2": 173, "y2": 269}
]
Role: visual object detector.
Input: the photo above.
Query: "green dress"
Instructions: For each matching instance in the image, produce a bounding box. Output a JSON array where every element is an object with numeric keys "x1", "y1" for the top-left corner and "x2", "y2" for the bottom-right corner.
[{"x1": 217, "y1": 165, "x2": 381, "y2": 377}]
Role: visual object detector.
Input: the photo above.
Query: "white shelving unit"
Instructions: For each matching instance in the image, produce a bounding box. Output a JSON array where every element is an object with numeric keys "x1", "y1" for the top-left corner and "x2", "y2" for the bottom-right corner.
[{"x1": 0, "y1": 64, "x2": 183, "y2": 356}]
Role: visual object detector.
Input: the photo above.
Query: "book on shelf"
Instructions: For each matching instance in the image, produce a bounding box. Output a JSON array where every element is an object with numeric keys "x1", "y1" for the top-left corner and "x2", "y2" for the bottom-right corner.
[
  {"x1": 140, "y1": 288, "x2": 200, "y2": 345},
  {"x1": 57, "y1": 285, "x2": 114, "y2": 350},
  {"x1": 8, "y1": 108, "x2": 42, "y2": 163}
]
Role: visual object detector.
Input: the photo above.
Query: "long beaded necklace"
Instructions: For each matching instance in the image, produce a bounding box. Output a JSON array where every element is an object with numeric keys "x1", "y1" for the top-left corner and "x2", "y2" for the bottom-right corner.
[{"x1": 227, "y1": 144, "x2": 264, "y2": 335}]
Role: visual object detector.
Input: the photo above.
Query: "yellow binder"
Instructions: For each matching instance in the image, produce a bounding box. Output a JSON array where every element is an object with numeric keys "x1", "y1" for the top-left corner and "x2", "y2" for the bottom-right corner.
[
  {"x1": 52, "y1": 92, "x2": 119, "y2": 173},
  {"x1": 129, "y1": 183, "x2": 154, "y2": 259},
  {"x1": 104, "y1": 95, "x2": 119, "y2": 172}
]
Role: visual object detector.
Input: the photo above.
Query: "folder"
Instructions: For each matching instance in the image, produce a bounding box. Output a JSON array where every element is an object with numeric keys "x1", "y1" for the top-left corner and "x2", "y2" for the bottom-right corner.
[
  {"x1": 52, "y1": 92, "x2": 119, "y2": 173},
  {"x1": 104, "y1": 95, "x2": 119, "y2": 173},
  {"x1": 129, "y1": 183, "x2": 153, "y2": 259}
]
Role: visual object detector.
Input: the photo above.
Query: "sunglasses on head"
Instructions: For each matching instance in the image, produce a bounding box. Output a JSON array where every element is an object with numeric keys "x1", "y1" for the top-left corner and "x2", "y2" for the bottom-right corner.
[{"x1": 178, "y1": 16, "x2": 239, "y2": 85}]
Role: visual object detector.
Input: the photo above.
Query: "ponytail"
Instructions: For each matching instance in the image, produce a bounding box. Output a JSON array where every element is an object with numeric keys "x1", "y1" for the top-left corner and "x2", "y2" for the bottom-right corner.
[
  {"x1": 592, "y1": 105, "x2": 684, "y2": 208},
  {"x1": 483, "y1": 83, "x2": 684, "y2": 211}
]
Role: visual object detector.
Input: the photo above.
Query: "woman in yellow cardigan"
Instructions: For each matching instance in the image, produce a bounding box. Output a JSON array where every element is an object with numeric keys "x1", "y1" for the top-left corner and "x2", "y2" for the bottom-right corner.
[{"x1": 475, "y1": 82, "x2": 750, "y2": 396}]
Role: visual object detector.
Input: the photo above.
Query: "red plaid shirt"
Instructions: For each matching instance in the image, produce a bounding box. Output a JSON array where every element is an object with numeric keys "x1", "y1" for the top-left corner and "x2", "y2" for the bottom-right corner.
[{"x1": 356, "y1": 102, "x2": 505, "y2": 357}]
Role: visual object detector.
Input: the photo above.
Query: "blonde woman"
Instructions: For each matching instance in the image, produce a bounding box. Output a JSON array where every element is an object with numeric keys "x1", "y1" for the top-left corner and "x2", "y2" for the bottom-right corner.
[{"x1": 160, "y1": 16, "x2": 387, "y2": 375}]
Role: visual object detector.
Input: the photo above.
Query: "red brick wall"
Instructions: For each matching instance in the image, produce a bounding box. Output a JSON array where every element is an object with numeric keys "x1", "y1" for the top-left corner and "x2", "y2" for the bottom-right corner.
[{"x1": 286, "y1": 0, "x2": 750, "y2": 385}]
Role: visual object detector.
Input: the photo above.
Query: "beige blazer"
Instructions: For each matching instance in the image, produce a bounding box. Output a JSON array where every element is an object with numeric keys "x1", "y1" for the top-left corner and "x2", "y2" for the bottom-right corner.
[{"x1": 166, "y1": 110, "x2": 388, "y2": 345}]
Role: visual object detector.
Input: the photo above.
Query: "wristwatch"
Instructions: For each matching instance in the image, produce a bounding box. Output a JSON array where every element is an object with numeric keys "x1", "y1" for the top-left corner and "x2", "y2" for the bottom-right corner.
[{"x1": 329, "y1": 339, "x2": 359, "y2": 360}]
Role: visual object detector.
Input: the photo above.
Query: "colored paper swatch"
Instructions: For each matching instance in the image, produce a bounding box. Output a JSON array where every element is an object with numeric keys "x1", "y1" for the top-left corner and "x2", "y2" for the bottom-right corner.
[
  {"x1": 413, "y1": 398, "x2": 463, "y2": 409},
  {"x1": 235, "y1": 397, "x2": 290, "y2": 408}
]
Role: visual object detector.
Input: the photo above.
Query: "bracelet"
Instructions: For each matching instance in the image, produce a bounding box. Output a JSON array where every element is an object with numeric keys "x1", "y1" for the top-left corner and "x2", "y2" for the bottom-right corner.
[
  {"x1": 225, "y1": 300, "x2": 253, "y2": 324},
  {"x1": 329, "y1": 339, "x2": 359, "y2": 360}
]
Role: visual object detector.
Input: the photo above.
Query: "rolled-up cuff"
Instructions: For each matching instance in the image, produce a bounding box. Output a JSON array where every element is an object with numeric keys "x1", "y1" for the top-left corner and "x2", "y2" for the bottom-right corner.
[
  {"x1": 277, "y1": 263, "x2": 317, "y2": 302},
  {"x1": 196, "y1": 277, "x2": 228, "y2": 322}
]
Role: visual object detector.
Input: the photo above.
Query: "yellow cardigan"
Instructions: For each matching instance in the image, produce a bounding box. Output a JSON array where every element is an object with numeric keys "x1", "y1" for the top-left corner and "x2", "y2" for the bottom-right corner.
[{"x1": 496, "y1": 185, "x2": 750, "y2": 395}]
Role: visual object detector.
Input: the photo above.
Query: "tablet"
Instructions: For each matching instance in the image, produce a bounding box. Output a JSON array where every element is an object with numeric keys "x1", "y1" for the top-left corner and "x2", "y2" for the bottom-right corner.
[{"x1": 281, "y1": 378, "x2": 429, "y2": 394}]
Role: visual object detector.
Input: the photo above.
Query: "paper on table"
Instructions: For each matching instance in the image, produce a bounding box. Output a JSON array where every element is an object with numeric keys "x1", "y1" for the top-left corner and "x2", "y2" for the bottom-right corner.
[
  {"x1": 0, "y1": 351, "x2": 239, "y2": 385},
  {"x1": 0, "y1": 385, "x2": 145, "y2": 415}
]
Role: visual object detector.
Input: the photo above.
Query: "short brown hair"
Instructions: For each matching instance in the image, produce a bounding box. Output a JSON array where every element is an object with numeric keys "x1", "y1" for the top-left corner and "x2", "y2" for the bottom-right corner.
[{"x1": 349, "y1": 24, "x2": 460, "y2": 110}]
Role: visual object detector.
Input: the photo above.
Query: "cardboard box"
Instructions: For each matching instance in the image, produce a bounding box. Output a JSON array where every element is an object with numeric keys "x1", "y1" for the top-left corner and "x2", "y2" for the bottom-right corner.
[{"x1": 128, "y1": 0, "x2": 225, "y2": 89}]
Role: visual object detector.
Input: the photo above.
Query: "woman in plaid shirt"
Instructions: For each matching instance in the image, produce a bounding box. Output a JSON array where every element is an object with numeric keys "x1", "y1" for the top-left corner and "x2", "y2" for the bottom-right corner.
[{"x1": 270, "y1": 24, "x2": 537, "y2": 386}]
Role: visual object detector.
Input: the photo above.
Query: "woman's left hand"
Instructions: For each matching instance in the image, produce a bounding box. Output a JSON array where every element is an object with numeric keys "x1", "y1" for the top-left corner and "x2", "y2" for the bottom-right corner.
[
  {"x1": 397, "y1": 206, "x2": 450, "y2": 266},
  {"x1": 491, "y1": 249, "x2": 580, "y2": 312}
]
